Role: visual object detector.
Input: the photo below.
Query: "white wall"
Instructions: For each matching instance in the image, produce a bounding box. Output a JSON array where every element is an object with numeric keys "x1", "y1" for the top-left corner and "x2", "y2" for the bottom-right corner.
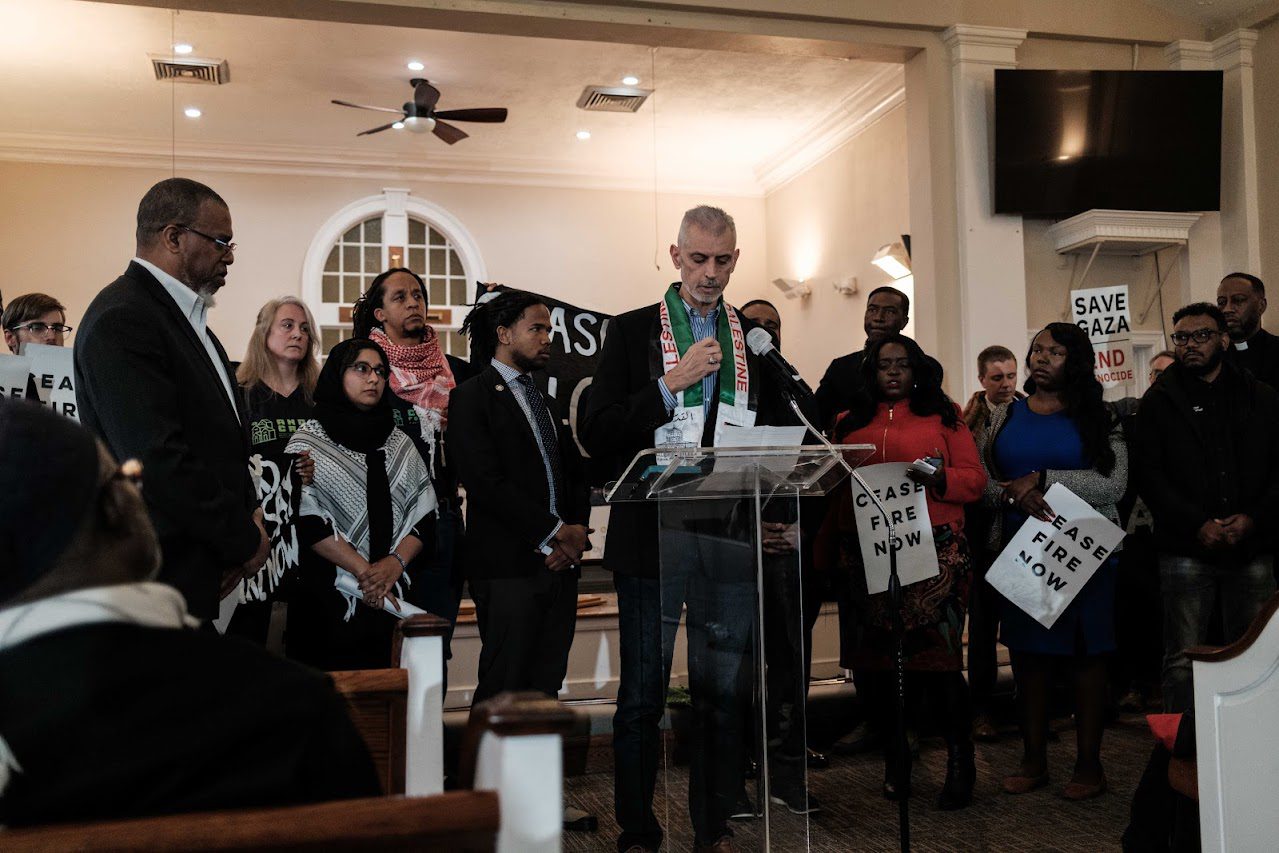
[
  {"x1": 0, "y1": 161, "x2": 766, "y2": 359},
  {"x1": 1255, "y1": 16, "x2": 1279, "y2": 327},
  {"x1": 763, "y1": 105, "x2": 911, "y2": 384}
]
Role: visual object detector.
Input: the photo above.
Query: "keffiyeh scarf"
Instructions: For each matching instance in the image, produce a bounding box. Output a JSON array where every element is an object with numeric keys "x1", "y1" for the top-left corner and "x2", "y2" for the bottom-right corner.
[{"x1": 285, "y1": 420, "x2": 437, "y2": 618}]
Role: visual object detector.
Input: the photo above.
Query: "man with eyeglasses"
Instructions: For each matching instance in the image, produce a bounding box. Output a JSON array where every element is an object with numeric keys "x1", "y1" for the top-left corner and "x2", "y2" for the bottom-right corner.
[
  {"x1": 2, "y1": 293, "x2": 71, "y2": 403},
  {"x1": 1134, "y1": 302, "x2": 1279, "y2": 713},
  {"x1": 75, "y1": 177, "x2": 270, "y2": 624},
  {"x1": 3, "y1": 293, "x2": 71, "y2": 355}
]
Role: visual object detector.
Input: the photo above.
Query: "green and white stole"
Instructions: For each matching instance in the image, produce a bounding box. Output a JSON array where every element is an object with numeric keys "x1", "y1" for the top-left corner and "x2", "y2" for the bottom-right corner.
[{"x1": 655, "y1": 284, "x2": 754, "y2": 453}]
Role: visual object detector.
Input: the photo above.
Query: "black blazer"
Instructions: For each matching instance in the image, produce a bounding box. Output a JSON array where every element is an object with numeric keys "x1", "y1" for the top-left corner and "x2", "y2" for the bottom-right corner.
[
  {"x1": 75, "y1": 261, "x2": 258, "y2": 618},
  {"x1": 448, "y1": 364, "x2": 590, "y2": 580},
  {"x1": 578, "y1": 300, "x2": 801, "y2": 578}
]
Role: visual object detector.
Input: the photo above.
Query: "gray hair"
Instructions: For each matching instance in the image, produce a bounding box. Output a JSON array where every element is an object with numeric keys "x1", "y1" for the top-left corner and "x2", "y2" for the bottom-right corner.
[{"x1": 678, "y1": 205, "x2": 736, "y2": 247}]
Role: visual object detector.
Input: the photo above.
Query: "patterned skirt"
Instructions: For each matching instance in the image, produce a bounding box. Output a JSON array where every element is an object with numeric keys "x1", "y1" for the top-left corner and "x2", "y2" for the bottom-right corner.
[{"x1": 842, "y1": 522, "x2": 973, "y2": 672}]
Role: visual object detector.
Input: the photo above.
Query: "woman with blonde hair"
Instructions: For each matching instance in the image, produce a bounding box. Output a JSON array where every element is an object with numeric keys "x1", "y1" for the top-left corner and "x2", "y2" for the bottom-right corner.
[{"x1": 226, "y1": 296, "x2": 321, "y2": 644}]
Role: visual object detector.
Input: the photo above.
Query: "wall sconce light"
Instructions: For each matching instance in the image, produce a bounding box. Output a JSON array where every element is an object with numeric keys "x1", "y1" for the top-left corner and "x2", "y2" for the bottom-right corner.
[
  {"x1": 771, "y1": 278, "x2": 812, "y2": 300},
  {"x1": 871, "y1": 242, "x2": 912, "y2": 281},
  {"x1": 832, "y1": 276, "x2": 858, "y2": 296}
]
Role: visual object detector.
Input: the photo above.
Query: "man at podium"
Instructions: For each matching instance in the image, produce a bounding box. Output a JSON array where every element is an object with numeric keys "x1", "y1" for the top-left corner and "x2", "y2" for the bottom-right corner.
[{"x1": 581, "y1": 206, "x2": 805, "y2": 853}]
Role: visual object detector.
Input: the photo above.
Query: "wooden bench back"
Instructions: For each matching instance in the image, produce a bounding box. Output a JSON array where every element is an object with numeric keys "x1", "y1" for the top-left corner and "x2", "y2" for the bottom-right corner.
[
  {"x1": 0, "y1": 790, "x2": 499, "y2": 852},
  {"x1": 329, "y1": 668, "x2": 408, "y2": 796}
]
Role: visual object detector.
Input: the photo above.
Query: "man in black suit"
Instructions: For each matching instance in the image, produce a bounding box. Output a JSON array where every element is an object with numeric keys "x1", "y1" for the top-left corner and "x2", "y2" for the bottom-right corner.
[
  {"x1": 814, "y1": 284, "x2": 913, "y2": 431},
  {"x1": 1218, "y1": 272, "x2": 1279, "y2": 389},
  {"x1": 581, "y1": 206, "x2": 804, "y2": 853},
  {"x1": 449, "y1": 289, "x2": 592, "y2": 707},
  {"x1": 0, "y1": 402, "x2": 379, "y2": 827},
  {"x1": 75, "y1": 178, "x2": 269, "y2": 621}
]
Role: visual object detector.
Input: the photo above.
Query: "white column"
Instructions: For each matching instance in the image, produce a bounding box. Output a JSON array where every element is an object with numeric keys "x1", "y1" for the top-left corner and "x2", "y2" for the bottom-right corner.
[
  {"x1": 1213, "y1": 30, "x2": 1261, "y2": 277},
  {"x1": 941, "y1": 25, "x2": 1028, "y2": 400}
]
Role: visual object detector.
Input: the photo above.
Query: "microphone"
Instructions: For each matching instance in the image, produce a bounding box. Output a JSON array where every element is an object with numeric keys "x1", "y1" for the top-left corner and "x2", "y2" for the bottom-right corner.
[{"x1": 746, "y1": 327, "x2": 815, "y2": 399}]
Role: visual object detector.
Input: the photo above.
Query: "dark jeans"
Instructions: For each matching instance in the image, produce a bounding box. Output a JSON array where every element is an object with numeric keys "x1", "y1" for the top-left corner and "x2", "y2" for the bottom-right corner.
[
  {"x1": 613, "y1": 551, "x2": 755, "y2": 849},
  {"x1": 470, "y1": 566, "x2": 578, "y2": 705},
  {"x1": 1159, "y1": 552, "x2": 1275, "y2": 712}
]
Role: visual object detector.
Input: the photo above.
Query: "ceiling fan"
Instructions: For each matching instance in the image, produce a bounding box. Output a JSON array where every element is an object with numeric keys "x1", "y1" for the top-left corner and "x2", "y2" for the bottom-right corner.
[{"x1": 332, "y1": 78, "x2": 508, "y2": 145}]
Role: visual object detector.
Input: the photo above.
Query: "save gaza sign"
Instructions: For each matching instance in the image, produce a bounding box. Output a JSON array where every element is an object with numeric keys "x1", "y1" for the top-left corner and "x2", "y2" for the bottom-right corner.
[{"x1": 1071, "y1": 285, "x2": 1133, "y2": 390}]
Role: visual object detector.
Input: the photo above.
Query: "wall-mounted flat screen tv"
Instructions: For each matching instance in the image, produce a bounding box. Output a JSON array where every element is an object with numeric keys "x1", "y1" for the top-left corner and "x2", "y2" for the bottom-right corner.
[{"x1": 994, "y1": 69, "x2": 1222, "y2": 217}]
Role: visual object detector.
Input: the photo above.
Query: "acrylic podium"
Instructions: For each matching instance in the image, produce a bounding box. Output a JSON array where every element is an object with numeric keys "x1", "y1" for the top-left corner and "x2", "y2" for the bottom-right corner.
[{"x1": 606, "y1": 443, "x2": 875, "y2": 852}]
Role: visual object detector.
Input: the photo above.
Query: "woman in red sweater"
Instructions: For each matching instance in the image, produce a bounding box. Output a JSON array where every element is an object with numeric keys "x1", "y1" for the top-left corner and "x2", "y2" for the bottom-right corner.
[{"x1": 827, "y1": 333, "x2": 987, "y2": 809}]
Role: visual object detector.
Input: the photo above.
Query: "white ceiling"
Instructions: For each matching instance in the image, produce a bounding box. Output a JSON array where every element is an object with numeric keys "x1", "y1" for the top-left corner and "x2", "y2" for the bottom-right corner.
[
  {"x1": 0, "y1": 0, "x2": 901, "y2": 196},
  {"x1": 1143, "y1": 0, "x2": 1274, "y2": 27}
]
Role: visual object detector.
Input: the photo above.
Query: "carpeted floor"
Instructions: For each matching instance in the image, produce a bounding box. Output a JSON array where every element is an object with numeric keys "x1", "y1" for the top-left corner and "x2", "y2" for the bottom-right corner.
[{"x1": 562, "y1": 713, "x2": 1155, "y2": 852}]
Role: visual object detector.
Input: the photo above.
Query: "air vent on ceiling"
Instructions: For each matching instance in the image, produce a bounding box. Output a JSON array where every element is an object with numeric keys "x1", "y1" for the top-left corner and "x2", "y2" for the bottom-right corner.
[
  {"x1": 150, "y1": 55, "x2": 230, "y2": 85},
  {"x1": 576, "y1": 85, "x2": 652, "y2": 113}
]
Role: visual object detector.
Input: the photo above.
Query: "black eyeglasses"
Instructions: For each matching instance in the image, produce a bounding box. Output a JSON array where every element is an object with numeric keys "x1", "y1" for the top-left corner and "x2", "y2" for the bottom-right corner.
[
  {"x1": 178, "y1": 225, "x2": 237, "y2": 253},
  {"x1": 1170, "y1": 329, "x2": 1220, "y2": 346},
  {"x1": 8, "y1": 321, "x2": 72, "y2": 335},
  {"x1": 347, "y1": 362, "x2": 389, "y2": 380}
]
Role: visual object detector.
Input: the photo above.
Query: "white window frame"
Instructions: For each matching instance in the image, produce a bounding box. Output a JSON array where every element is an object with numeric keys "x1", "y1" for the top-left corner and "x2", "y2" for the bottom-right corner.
[{"x1": 301, "y1": 187, "x2": 486, "y2": 339}]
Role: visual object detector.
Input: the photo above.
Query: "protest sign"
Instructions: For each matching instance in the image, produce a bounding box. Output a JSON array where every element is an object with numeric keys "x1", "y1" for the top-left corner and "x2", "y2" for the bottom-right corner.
[
  {"x1": 986, "y1": 483, "x2": 1125, "y2": 629},
  {"x1": 21, "y1": 343, "x2": 78, "y2": 421},
  {"x1": 851, "y1": 462, "x2": 939, "y2": 595},
  {"x1": 1071, "y1": 285, "x2": 1133, "y2": 391},
  {"x1": 0, "y1": 354, "x2": 31, "y2": 401}
]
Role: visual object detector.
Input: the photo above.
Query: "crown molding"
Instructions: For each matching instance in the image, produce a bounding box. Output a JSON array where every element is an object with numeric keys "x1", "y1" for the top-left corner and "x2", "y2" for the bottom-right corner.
[
  {"x1": 754, "y1": 63, "x2": 904, "y2": 195},
  {"x1": 941, "y1": 25, "x2": 1027, "y2": 67},
  {"x1": 1211, "y1": 29, "x2": 1258, "y2": 72},
  {"x1": 0, "y1": 131, "x2": 765, "y2": 198},
  {"x1": 1164, "y1": 39, "x2": 1214, "y2": 70}
]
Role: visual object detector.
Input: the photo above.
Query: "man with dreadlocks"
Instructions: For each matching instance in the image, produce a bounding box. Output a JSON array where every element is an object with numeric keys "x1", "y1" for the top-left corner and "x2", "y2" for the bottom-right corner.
[{"x1": 449, "y1": 289, "x2": 592, "y2": 709}]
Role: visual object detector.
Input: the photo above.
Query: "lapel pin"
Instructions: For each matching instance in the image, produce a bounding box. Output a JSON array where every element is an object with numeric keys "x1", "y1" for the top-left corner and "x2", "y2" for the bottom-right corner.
[{"x1": 495, "y1": 384, "x2": 505, "y2": 392}]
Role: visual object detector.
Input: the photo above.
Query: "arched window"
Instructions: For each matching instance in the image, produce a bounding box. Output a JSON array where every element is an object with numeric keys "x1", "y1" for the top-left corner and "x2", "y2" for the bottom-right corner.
[{"x1": 302, "y1": 188, "x2": 486, "y2": 357}]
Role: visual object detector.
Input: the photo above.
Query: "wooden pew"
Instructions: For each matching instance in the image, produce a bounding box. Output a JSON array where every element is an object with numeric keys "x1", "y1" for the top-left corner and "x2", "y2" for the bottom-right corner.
[
  {"x1": 330, "y1": 668, "x2": 408, "y2": 796},
  {"x1": 0, "y1": 693, "x2": 576, "y2": 851},
  {"x1": 0, "y1": 790, "x2": 500, "y2": 852},
  {"x1": 460, "y1": 692, "x2": 576, "y2": 853},
  {"x1": 1187, "y1": 592, "x2": 1279, "y2": 852}
]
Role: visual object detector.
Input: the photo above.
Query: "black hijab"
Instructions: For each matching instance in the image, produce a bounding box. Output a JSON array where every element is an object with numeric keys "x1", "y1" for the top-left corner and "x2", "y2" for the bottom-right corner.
[
  {"x1": 313, "y1": 339, "x2": 395, "y2": 454},
  {"x1": 313, "y1": 338, "x2": 396, "y2": 558}
]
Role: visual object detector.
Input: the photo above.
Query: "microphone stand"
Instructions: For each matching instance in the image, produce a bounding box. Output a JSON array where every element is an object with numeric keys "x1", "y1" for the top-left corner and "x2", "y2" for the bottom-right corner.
[{"x1": 790, "y1": 398, "x2": 911, "y2": 853}]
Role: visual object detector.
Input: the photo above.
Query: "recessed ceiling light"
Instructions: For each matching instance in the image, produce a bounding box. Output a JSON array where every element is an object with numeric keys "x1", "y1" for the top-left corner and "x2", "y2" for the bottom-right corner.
[
  {"x1": 392, "y1": 121, "x2": 406, "y2": 130},
  {"x1": 622, "y1": 75, "x2": 640, "y2": 86},
  {"x1": 576, "y1": 130, "x2": 591, "y2": 140},
  {"x1": 407, "y1": 60, "x2": 425, "y2": 71},
  {"x1": 173, "y1": 43, "x2": 194, "y2": 55},
  {"x1": 184, "y1": 107, "x2": 202, "y2": 119}
]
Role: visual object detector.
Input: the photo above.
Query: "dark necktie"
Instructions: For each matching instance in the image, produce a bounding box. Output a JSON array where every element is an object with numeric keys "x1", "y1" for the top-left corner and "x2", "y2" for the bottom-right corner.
[{"x1": 515, "y1": 374, "x2": 564, "y2": 508}]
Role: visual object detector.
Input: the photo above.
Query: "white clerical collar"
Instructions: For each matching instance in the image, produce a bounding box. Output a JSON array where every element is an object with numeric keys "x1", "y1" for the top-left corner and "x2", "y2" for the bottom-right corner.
[{"x1": 1235, "y1": 340, "x2": 1249, "y2": 351}]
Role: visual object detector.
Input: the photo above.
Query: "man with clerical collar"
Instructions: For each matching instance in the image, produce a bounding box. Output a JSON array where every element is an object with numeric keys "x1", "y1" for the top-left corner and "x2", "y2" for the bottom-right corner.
[
  {"x1": 581, "y1": 206, "x2": 807, "y2": 853},
  {"x1": 0, "y1": 402, "x2": 378, "y2": 828},
  {"x1": 1217, "y1": 272, "x2": 1279, "y2": 389}
]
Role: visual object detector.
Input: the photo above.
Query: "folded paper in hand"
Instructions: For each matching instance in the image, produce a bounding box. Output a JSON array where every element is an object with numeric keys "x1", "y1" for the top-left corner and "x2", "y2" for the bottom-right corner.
[
  {"x1": 985, "y1": 483, "x2": 1124, "y2": 629},
  {"x1": 335, "y1": 570, "x2": 426, "y2": 620}
]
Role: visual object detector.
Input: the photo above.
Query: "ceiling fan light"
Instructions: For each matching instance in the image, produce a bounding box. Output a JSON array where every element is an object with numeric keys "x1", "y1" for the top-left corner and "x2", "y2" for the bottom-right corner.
[
  {"x1": 403, "y1": 115, "x2": 436, "y2": 134},
  {"x1": 407, "y1": 60, "x2": 425, "y2": 72},
  {"x1": 392, "y1": 121, "x2": 406, "y2": 130}
]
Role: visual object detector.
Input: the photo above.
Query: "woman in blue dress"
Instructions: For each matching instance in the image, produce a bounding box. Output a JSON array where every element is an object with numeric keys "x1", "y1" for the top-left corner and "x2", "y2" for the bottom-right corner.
[{"x1": 978, "y1": 322, "x2": 1127, "y2": 801}]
